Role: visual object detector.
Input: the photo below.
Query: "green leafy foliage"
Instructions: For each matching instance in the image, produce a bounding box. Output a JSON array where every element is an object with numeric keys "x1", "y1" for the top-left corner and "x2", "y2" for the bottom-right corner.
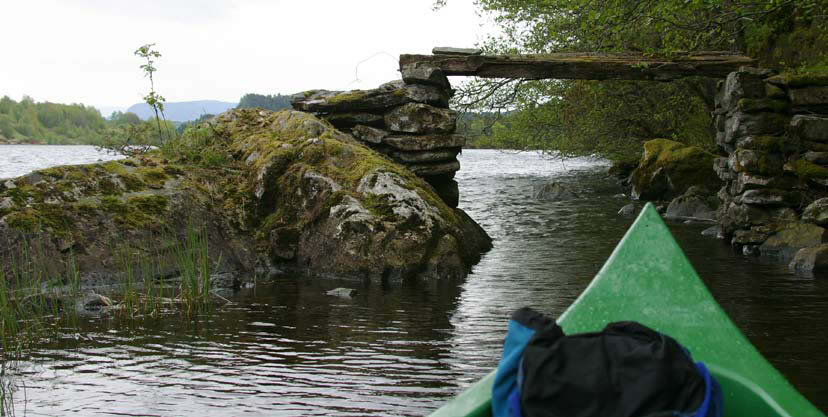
[
  {"x1": 442, "y1": 0, "x2": 826, "y2": 160},
  {"x1": 134, "y1": 43, "x2": 175, "y2": 144}
]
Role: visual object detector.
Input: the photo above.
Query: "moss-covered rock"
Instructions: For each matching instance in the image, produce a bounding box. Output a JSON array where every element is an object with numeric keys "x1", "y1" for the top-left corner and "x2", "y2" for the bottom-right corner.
[
  {"x1": 0, "y1": 109, "x2": 491, "y2": 288},
  {"x1": 630, "y1": 139, "x2": 722, "y2": 201},
  {"x1": 766, "y1": 72, "x2": 828, "y2": 88},
  {"x1": 759, "y1": 222, "x2": 828, "y2": 261},
  {"x1": 790, "y1": 158, "x2": 828, "y2": 180}
]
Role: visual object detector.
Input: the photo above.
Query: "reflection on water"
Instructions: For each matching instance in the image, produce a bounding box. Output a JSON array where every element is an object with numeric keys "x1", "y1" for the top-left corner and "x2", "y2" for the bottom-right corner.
[{"x1": 5, "y1": 149, "x2": 827, "y2": 415}]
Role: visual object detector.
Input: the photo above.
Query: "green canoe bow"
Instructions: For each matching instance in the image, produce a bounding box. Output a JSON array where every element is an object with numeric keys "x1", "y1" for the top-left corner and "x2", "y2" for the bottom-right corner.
[{"x1": 429, "y1": 203, "x2": 824, "y2": 417}]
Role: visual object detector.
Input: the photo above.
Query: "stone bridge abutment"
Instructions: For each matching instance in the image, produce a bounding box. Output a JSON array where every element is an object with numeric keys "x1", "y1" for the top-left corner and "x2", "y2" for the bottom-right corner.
[{"x1": 290, "y1": 48, "x2": 828, "y2": 258}]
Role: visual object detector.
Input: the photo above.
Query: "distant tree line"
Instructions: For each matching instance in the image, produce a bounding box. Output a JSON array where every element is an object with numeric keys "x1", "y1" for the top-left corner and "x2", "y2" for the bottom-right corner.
[
  {"x1": 236, "y1": 93, "x2": 291, "y2": 111},
  {"x1": 0, "y1": 92, "x2": 296, "y2": 146},
  {"x1": 0, "y1": 95, "x2": 109, "y2": 145}
]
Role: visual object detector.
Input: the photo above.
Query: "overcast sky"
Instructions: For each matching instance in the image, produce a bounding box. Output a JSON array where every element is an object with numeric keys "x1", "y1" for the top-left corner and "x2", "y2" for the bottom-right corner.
[{"x1": 0, "y1": 0, "x2": 492, "y2": 113}]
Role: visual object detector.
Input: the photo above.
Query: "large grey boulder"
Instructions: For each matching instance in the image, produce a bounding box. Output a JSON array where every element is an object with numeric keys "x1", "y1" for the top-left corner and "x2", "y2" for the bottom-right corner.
[{"x1": 0, "y1": 109, "x2": 492, "y2": 287}]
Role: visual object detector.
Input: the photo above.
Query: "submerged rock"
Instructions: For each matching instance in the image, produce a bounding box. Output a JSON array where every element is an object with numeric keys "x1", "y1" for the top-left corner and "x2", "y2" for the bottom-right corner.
[
  {"x1": 789, "y1": 244, "x2": 828, "y2": 273},
  {"x1": 701, "y1": 225, "x2": 721, "y2": 237},
  {"x1": 664, "y1": 187, "x2": 716, "y2": 222},
  {"x1": 326, "y1": 288, "x2": 357, "y2": 298},
  {"x1": 0, "y1": 109, "x2": 492, "y2": 287},
  {"x1": 533, "y1": 182, "x2": 578, "y2": 201},
  {"x1": 617, "y1": 203, "x2": 637, "y2": 217}
]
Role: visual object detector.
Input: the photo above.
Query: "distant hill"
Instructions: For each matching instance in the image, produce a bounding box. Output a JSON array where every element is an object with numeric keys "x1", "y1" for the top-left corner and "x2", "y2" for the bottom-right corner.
[{"x1": 127, "y1": 100, "x2": 237, "y2": 122}]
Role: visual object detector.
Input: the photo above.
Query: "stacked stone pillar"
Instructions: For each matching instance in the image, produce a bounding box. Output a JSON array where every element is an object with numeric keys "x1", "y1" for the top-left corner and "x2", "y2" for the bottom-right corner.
[
  {"x1": 714, "y1": 67, "x2": 828, "y2": 256},
  {"x1": 290, "y1": 62, "x2": 463, "y2": 207}
]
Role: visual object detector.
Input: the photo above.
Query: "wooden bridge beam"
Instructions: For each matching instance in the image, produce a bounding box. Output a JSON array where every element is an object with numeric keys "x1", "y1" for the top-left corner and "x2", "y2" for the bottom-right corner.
[{"x1": 399, "y1": 51, "x2": 756, "y2": 81}]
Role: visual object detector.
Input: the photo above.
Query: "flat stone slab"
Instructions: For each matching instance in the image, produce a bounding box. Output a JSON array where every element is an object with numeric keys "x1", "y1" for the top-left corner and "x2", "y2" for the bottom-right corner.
[
  {"x1": 291, "y1": 82, "x2": 449, "y2": 113},
  {"x1": 406, "y1": 160, "x2": 460, "y2": 177},
  {"x1": 389, "y1": 148, "x2": 460, "y2": 163},
  {"x1": 805, "y1": 151, "x2": 828, "y2": 165},
  {"x1": 790, "y1": 86, "x2": 828, "y2": 109},
  {"x1": 324, "y1": 112, "x2": 383, "y2": 128},
  {"x1": 737, "y1": 188, "x2": 802, "y2": 207},
  {"x1": 382, "y1": 134, "x2": 466, "y2": 151},
  {"x1": 400, "y1": 51, "x2": 755, "y2": 81},
  {"x1": 432, "y1": 47, "x2": 483, "y2": 56},
  {"x1": 792, "y1": 115, "x2": 828, "y2": 142}
]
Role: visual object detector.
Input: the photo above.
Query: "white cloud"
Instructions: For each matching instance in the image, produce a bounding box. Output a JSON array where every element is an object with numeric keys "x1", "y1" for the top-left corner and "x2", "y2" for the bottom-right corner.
[{"x1": 0, "y1": 0, "x2": 492, "y2": 111}]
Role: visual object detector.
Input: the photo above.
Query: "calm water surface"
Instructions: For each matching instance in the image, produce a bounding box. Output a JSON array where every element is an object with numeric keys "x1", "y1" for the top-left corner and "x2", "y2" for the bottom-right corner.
[
  {"x1": 0, "y1": 145, "x2": 123, "y2": 179},
  {"x1": 2, "y1": 147, "x2": 827, "y2": 415}
]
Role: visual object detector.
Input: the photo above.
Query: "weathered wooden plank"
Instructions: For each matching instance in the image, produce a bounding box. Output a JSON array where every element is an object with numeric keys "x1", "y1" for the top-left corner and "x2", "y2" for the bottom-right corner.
[{"x1": 400, "y1": 51, "x2": 756, "y2": 81}]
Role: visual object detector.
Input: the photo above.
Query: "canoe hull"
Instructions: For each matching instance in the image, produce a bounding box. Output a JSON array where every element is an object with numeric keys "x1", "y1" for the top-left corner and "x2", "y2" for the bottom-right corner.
[{"x1": 429, "y1": 203, "x2": 823, "y2": 417}]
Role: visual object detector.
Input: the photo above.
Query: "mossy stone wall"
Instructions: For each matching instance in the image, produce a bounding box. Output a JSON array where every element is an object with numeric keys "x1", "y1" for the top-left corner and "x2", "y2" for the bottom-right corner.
[{"x1": 715, "y1": 67, "x2": 828, "y2": 260}]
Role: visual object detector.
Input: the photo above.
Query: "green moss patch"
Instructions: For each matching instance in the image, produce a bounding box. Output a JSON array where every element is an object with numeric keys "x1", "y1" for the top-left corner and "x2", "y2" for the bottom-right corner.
[
  {"x1": 768, "y1": 71, "x2": 828, "y2": 88},
  {"x1": 127, "y1": 195, "x2": 169, "y2": 215},
  {"x1": 736, "y1": 98, "x2": 790, "y2": 114},
  {"x1": 632, "y1": 139, "x2": 721, "y2": 200},
  {"x1": 139, "y1": 167, "x2": 169, "y2": 188},
  {"x1": 327, "y1": 91, "x2": 370, "y2": 105},
  {"x1": 791, "y1": 158, "x2": 828, "y2": 179}
]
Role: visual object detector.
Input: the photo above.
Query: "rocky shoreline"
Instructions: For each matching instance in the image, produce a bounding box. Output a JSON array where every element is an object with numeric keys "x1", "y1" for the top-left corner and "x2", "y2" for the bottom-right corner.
[{"x1": 611, "y1": 67, "x2": 828, "y2": 274}]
